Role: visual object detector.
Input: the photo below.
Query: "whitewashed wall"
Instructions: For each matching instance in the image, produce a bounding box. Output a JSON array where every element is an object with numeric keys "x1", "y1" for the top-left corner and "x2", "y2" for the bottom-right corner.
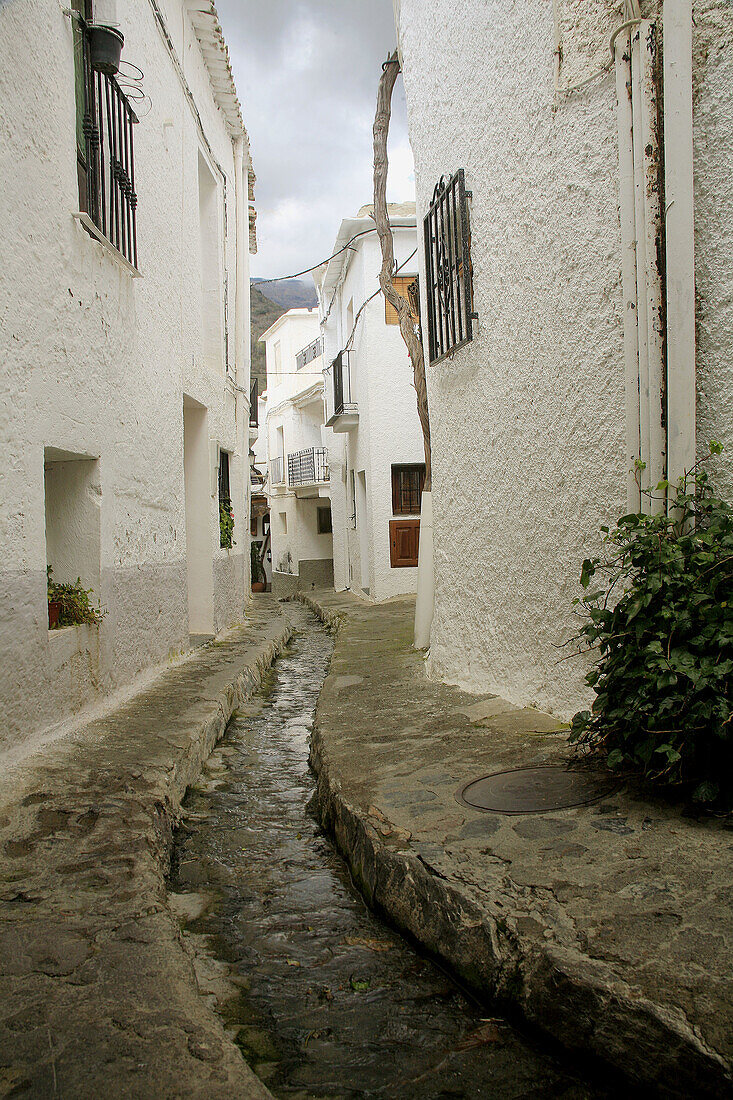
[
  {"x1": 262, "y1": 311, "x2": 333, "y2": 581},
  {"x1": 395, "y1": 0, "x2": 733, "y2": 717},
  {"x1": 318, "y1": 220, "x2": 424, "y2": 601},
  {"x1": 0, "y1": 0, "x2": 252, "y2": 753}
]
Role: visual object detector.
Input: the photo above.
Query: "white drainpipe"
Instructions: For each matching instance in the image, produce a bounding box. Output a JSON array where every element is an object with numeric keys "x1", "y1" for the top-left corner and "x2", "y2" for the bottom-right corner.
[
  {"x1": 663, "y1": 0, "x2": 696, "y2": 487},
  {"x1": 615, "y1": 20, "x2": 666, "y2": 514}
]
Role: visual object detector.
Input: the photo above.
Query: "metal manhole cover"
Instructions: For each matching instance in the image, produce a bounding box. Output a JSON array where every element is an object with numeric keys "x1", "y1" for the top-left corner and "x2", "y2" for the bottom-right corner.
[{"x1": 455, "y1": 765, "x2": 619, "y2": 815}]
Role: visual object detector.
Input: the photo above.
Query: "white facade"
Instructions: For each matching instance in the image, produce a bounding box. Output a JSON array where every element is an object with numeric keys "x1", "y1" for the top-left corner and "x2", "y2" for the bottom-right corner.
[
  {"x1": 315, "y1": 208, "x2": 425, "y2": 602},
  {"x1": 394, "y1": 0, "x2": 733, "y2": 717},
  {"x1": 261, "y1": 310, "x2": 334, "y2": 592},
  {"x1": 0, "y1": 0, "x2": 255, "y2": 754}
]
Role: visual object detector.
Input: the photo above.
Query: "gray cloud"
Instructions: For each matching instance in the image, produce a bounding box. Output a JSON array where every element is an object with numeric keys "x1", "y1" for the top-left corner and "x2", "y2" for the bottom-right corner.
[{"x1": 215, "y1": 0, "x2": 414, "y2": 278}]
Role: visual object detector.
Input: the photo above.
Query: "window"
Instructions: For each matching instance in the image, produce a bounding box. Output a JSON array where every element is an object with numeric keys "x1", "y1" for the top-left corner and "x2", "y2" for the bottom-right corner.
[
  {"x1": 279, "y1": 511, "x2": 288, "y2": 534},
  {"x1": 317, "y1": 506, "x2": 332, "y2": 534},
  {"x1": 385, "y1": 275, "x2": 419, "y2": 325},
  {"x1": 423, "y1": 169, "x2": 476, "y2": 363},
  {"x1": 391, "y1": 464, "x2": 425, "y2": 515},
  {"x1": 71, "y1": 2, "x2": 139, "y2": 267},
  {"x1": 218, "y1": 450, "x2": 232, "y2": 548}
]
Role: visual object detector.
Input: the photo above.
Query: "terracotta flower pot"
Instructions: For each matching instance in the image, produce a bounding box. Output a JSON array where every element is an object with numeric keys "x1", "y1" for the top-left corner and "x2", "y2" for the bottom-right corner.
[
  {"x1": 251, "y1": 581, "x2": 266, "y2": 593},
  {"x1": 48, "y1": 600, "x2": 61, "y2": 629}
]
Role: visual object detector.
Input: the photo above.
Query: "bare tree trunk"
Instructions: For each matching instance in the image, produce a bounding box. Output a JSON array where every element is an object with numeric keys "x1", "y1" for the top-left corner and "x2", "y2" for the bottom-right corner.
[{"x1": 373, "y1": 52, "x2": 432, "y2": 490}]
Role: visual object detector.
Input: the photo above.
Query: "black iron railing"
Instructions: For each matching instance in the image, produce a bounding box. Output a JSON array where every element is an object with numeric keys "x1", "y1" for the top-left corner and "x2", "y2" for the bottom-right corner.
[
  {"x1": 423, "y1": 169, "x2": 476, "y2": 364},
  {"x1": 270, "y1": 456, "x2": 284, "y2": 485},
  {"x1": 287, "y1": 447, "x2": 329, "y2": 487},
  {"x1": 249, "y1": 378, "x2": 258, "y2": 428},
  {"x1": 295, "y1": 337, "x2": 322, "y2": 371},
  {"x1": 78, "y1": 20, "x2": 139, "y2": 267},
  {"x1": 332, "y1": 351, "x2": 356, "y2": 416}
]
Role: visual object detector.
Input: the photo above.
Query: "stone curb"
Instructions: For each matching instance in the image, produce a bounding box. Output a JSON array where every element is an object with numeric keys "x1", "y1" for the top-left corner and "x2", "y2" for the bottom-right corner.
[
  {"x1": 0, "y1": 605, "x2": 292, "y2": 1099},
  {"x1": 299, "y1": 592, "x2": 731, "y2": 1099}
]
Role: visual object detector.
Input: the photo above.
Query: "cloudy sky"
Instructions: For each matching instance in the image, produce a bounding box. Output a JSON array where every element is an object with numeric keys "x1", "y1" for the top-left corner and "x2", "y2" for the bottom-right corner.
[{"x1": 215, "y1": 0, "x2": 415, "y2": 280}]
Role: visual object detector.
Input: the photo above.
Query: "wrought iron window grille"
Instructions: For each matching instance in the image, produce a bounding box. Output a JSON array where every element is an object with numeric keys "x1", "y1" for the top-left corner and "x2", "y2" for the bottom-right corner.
[
  {"x1": 423, "y1": 169, "x2": 477, "y2": 365},
  {"x1": 75, "y1": 13, "x2": 139, "y2": 269}
]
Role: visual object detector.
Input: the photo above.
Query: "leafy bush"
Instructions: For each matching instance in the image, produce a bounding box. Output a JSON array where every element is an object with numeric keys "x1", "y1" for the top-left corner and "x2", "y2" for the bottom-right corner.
[
  {"x1": 570, "y1": 444, "x2": 732, "y2": 805},
  {"x1": 47, "y1": 568, "x2": 106, "y2": 627},
  {"x1": 219, "y1": 498, "x2": 234, "y2": 549}
]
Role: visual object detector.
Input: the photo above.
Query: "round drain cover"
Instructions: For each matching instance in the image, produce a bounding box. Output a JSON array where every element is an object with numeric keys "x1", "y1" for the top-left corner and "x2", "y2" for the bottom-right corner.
[{"x1": 456, "y1": 765, "x2": 619, "y2": 815}]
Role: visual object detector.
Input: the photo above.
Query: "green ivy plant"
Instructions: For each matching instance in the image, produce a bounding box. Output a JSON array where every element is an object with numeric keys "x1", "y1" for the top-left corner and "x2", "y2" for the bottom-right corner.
[
  {"x1": 219, "y1": 498, "x2": 235, "y2": 549},
  {"x1": 250, "y1": 541, "x2": 264, "y2": 585},
  {"x1": 570, "y1": 443, "x2": 732, "y2": 806},
  {"x1": 47, "y1": 567, "x2": 106, "y2": 627}
]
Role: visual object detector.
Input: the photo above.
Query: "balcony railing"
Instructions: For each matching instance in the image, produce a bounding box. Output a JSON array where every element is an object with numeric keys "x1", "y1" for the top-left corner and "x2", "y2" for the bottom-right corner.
[
  {"x1": 249, "y1": 378, "x2": 258, "y2": 428},
  {"x1": 270, "y1": 456, "x2": 284, "y2": 485},
  {"x1": 287, "y1": 447, "x2": 329, "y2": 488},
  {"x1": 77, "y1": 18, "x2": 139, "y2": 268},
  {"x1": 324, "y1": 351, "x2": 357, "y2": 423},
  {"x1": 295, "y1": 337, "x2": 322, "y2": 371}
]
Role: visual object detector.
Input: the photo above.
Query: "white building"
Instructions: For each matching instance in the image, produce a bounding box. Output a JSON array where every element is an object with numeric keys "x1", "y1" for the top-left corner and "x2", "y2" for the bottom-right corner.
[
  {"x1": 261, "y1": 309, "x2": 334, "y2": 594},
  {"x1": 315, "y1": 205, "x2": 425, "y2": 601},
  {"x1": 393, "y1": 0, "x2": 733, "y2": 717},
  {"x1": 0, "y1": 0, "x2": 255, "y2": 754}
]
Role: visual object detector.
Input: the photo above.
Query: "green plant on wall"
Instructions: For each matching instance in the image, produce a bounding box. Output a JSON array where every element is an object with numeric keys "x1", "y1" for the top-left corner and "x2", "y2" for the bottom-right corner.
[
  {"x1": 570, "y1": 443, "x2": 732, "y2": 806},
  {"x1": 47, "y1": 567, "x2": 106, "y2": 627},
  {"x1": 220, "y1": 498, "x2": 234, "y2": 549}
]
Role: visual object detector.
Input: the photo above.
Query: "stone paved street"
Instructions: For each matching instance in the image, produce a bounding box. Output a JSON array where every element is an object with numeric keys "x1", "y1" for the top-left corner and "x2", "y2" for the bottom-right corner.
[
  {"x1": 0, "y1": 599, "x2": 290, "y2": 1099},
  {"x1": 303, "y1": 590, "x2": 733, "y2": 1098}
]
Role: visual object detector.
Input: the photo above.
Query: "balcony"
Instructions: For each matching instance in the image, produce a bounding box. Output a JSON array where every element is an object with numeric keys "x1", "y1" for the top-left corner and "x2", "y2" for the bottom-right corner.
[
  {"x1": 324, "y1": 351, "x2": 358, "y2": 432},
  {"x1": 287, "y1": 447, "x2": 330, "y2": 497},
  {"x1": 295, "y1": 337, "x2": 322, "y2": 371}
]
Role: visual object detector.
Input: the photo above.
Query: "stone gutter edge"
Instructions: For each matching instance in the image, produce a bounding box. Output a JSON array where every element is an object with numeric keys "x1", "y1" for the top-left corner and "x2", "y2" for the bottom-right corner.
[
  {"x1": 157, "y1": 613, "x2": 296, "y2": 1099},
  {"x1": 298, "y1": 593, "x2": 730, "y2": 1098}
]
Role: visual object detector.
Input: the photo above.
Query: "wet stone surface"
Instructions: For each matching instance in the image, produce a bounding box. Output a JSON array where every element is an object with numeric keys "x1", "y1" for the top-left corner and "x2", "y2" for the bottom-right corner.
[{"x1": 170, "y1": 608, "x2": 607, "y2": 1099}]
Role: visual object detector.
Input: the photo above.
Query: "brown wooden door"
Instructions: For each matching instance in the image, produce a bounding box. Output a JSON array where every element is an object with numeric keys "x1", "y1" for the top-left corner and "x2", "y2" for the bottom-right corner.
[{"x1": 389, "y1": 518, "x2": 420, "y2": 568}]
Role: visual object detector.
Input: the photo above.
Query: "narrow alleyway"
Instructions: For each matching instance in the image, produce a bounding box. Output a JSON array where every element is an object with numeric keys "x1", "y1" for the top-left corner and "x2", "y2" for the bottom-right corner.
[{"x1": 169, "y1": 606, "x2": 607, "y2": 1099}]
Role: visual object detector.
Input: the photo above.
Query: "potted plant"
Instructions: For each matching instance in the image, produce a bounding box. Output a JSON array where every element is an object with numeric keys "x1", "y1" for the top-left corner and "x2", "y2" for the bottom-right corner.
[
  {"x1": 250, "y1": 543, "x2": 266, "y2": 592},
  {"x1": 47, "y1": 568, "x2": 61, "y2": 629},
  {"x1": 47, "y1": 568, "x2": 106, "y2": 629},
  {"x1": 88, "y1": 24, "x2": 124, "y2": 76}
]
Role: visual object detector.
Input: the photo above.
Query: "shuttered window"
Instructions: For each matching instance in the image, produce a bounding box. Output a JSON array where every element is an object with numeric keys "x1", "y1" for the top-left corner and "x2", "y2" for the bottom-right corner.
[
  {"x1": 389, "y1": 518, "x2": 420, "y2": 568},
  {"x1": 385, "y1": 275, "x2": 419, "y2": 325}
]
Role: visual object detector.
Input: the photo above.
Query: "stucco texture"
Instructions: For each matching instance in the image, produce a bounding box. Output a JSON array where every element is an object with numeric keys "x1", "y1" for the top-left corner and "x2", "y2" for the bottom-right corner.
[
  {"x1": 0, "y1": 0, "x2": 250, "y2": 751},
  {"x1": 397, "y1": 0, "x2": 733, "y2": 718}
]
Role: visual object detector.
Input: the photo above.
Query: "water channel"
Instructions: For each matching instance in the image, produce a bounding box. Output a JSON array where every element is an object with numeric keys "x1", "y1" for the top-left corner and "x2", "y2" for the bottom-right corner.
[{"x1": 169, "y1": 607, "x2": 609, "y2": 1099}]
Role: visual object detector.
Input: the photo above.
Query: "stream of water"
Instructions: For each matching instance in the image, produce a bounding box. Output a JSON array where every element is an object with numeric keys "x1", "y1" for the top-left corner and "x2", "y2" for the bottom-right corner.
[{"x1": 169, "y1": 607, "x2": 607, "y2": 1099}]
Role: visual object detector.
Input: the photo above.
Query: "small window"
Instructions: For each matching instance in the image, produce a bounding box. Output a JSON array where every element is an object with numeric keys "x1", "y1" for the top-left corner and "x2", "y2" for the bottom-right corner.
[
  {"x1": 385, "y1": 276, "x2": 419, "y2": 325},
  {"x1": 391, "y1": 464, "x2": 425, "y2": 516},
  {"x1": 317, "y1": 506, "x2": 332, "y2": 534},
  {"x1": 279, "y1": 511, "x2": 288, "y2": 534},
  {"x1": 349, "y1": 470, "x2": 356, "y2": 528},
  {"x1": 218, "y1": 450, "x2": 232, "y2": 548},
  {"x1": 423, "y1": 169, "x2": 476, "y2": 363}
]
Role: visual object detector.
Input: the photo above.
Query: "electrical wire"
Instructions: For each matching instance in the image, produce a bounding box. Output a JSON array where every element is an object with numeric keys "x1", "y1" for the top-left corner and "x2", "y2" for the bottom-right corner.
[
  {"x1": 344, "y1": 247, "x2": 418, "y2": 352},
  {"x1": 255, "y1": 227, "x2": 380, "y2": 286}
]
